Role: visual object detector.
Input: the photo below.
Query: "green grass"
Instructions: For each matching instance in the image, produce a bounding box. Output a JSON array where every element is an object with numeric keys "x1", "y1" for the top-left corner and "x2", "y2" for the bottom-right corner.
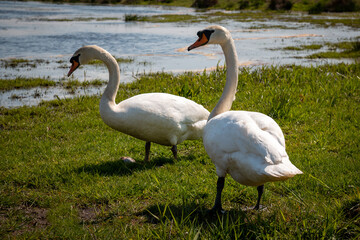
[
  {"x1": 61, "y1": 79, "x2": 106, "y2": 89},
  {"x1": 88, "y1": 57, "x2": 134, "y2": 65},
  {"x1": 124, "y1": 14, "x2": 146, "y2": 22},
  {"x1": 276, "y1": 40, "x2": 360, "y2": 59},
  {"x1": 39, "y1": 0, "x2": 360, "y2": 12},
  {"x1": 0, "y1": 59, "x2": 49, "y2": 68},
  {"x1": 0, "y1": 77, "x2": 106, "y2": 91},
  {"x1": 0, "y1": 77, "x2": 56, "y2": 90},
  {"x1": 1, "y1": 64, "x2": 360, "y2": 239},
  {"x1": 36, "y1": 17, "x2": 120, "y2": 21},
  {"x1": 126, "y1": 10, "x2": 360, "y2": 28},
  {"x1": 142, "y1": 14, "x2": 201, "y2": 23},
  {"x1": 308, "y1": 40, "x2": 360, "y2": 59},
  {"x1": 30, "y1": 0, "x2": 360, "y2": 28},
  {"x1": 283, "y1": 44, "x2": 323, "y2": 51},
  {"x1": 291, "y1": 14, "x2": 360, "y2": 28}
]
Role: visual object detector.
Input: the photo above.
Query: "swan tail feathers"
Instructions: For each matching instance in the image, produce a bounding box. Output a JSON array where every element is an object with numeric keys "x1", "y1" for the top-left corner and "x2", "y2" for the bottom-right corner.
[
  {"x1": 187, "y1": 119, "x2": 208, "y2": 140},
  {"x1": 264, "y1": 163, "x2": 303, "y2": 181}
]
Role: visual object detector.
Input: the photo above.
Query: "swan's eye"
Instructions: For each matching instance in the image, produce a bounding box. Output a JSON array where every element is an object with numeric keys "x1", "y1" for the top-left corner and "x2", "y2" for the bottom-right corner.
[
  {"x1": 203, "y1": 30, "x2": 215, "y2": 40},
  {"x1": 197, "y1": 31, "x2": 202, "y2": 38},
  {"x1": 70, "y1": 54, "x2": 81, "y2": 64}
]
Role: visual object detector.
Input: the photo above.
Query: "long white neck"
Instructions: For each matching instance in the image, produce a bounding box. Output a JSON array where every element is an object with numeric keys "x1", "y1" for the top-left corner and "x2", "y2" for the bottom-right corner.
[
  {"x1": 208, "y1": 38, "x2": 238, "y2": 120},
  {"x1": 98, "y1": 50, "x2": 120, "y2": 113}
]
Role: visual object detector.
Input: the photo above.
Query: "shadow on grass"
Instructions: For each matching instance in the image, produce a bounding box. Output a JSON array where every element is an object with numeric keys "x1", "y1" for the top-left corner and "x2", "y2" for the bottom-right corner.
[
  {"x1": 75, "y1": 156, "x2": 175, "y2": 177},
  {"x1": 137, "y1": 201, "x2": 250, "y2": 225},
  {"x1": 134, "y1": 202, "x2": 274, "y2": 238}
]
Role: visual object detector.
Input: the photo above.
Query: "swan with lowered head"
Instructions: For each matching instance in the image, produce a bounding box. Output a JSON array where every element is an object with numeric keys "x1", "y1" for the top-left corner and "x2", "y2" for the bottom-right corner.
[
  {"x1": 68, "y1": 45, "x2": 209, "y2": 161},
  {"x1": 188, "y1": 26, "x2": 302, "y2": 212}
]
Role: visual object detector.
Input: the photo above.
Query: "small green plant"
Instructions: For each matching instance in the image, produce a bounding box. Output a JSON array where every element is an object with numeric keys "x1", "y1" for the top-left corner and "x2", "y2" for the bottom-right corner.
[
  {"x1": 351, "y1": 41, "x2": 360, "y2": 51},
  {"x1": 268, "y1": 0, "x2": 293, "y2": 10},
  {"x1": 308, "y1": 2, "x2": 324, "y2": 14},
  {"x1": 88, "y1": 57, "x2": 134, "y2": 65},
  {"x1": 281, "y1": 44, "x2": 323, "y2": 51},
  {"x1": 0, "y1": 77, "x2": 56, "y2": 90},
  {"x1": 307, "y1": 40, "x2": 360, "y2": 59},
  {"x1": 124, "y1": 14, "x2": 145, "y2": 22},
  {"x1": 250, "y1": 0, "x2": 266, "y2": 8},
  {"x1": 0, "y1": 58, "x2": 49, "y2": 68},
  {"x1": 308, "y1": 0, "x2": 359, "y2": 14},
  {"x1": 62, "y1": 79, "x2": 106, "y2": 89},
  {"x1": 238, "y1": 0, "x2": 250, "y2": 9},
  {"x1": 0, "y1": 77, "x2": 105, "y2": 91},
  {"x1": 123, "y1": 0, "x2": 141, "y2": 4},
  {"x1": 191, "y1": 0, "x2": 218, "y2": 8}
]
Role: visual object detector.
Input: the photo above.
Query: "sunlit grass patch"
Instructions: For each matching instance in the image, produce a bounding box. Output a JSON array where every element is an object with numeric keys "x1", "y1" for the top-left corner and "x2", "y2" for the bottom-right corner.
[
  {"x1": 1, "y1": 64, "x2": 359, "y2": 238},
  {"x1": 148, "y1": 14, "x2": 201, "y2": 22},
  {"x1": 0, "y1": 77, "x2": 105, "y2": 91},
  {"x1": 0, "y1": 58, "x2": 49, "y2": 68},
  {"x1": 0, "y1": 77, "x2": 56, "y2": 90},
  {"x1": 282, "y1": 44, "x2": 323, "y2": 51},
  {"x1": 308, "y1": 40, "x2": 360, "y2": 59},
  {"x1": 308, "y1": 50, "x2": 360, "y2": 59},
  {"x1": 88, "y1": 57, "x2": 134, "y2": 65},
  {"x1": 295, "y1": 15, "x2": 360, "y2": 28},
  {"x1": 126, "y1": 14, "x2": 202, "y2": 23},
  {"x1": 61, "y1": 79, "x2": 106, "y2": 88},
  {"x1": 36, "y1": 17, "x2": 120, "y2": 21},
  {"x1": 275, "y1": 40, "x2": 360, "y2": 59}
]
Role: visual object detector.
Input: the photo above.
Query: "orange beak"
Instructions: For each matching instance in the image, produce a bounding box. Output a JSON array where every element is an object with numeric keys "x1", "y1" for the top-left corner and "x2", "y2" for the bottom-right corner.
[
  {"x1": 188, "y1": 33, "x2": 209, "y2": 51},
  {"x1": 67, "y1": 61, "x2": 79, "y2": 77}
]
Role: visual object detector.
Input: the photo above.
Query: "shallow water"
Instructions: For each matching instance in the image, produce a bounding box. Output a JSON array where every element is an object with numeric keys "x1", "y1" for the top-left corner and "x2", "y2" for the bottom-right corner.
[{"x1": 0, "y1": 1, "x2": 358, "y2": 108}]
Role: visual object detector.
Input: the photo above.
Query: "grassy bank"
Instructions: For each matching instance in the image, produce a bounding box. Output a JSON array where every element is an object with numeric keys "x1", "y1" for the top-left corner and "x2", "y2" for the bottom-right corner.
[
  {"x1": 131, "y1": 11, "x2": 360, "y2": 27},
  {"x1": 276, "y1": 40, "x2": 360, "y2": 59},
  {"x1": 0, "y1": 77, "x2": 106, "y2": 91},
  {"x1": 308, "y1": 41, "x2": 360, "y2": 59},
  {"x1": 28, "y1": 1, "x2": 360, "y2": 28},
  {"x1": 38, "y1": 0, "x2": 360, "y2": 12},
  {"x1": 1, "y1": 64, "x2": 360, "y2": 239}
]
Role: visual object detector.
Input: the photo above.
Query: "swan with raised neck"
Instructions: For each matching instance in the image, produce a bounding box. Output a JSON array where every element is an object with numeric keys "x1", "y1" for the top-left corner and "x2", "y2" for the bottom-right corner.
[
  {"x1": 188, "y1": 25, "x2": 238, "y2": 120},
  {"x1": 68, "y1": 45, "x2": 210, "y2": 161},
  {"x1": 188, "y1": 25, "x2": 302, "y2": 212}
]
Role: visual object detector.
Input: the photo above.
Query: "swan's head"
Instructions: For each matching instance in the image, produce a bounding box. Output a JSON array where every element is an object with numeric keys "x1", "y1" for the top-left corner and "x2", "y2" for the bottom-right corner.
[
  {"x1": 67, "y1": 45, "x2": 103, "y2": 77},
  {"x1": 188, "y1": 25, "x2": 231, "y2": 51}
]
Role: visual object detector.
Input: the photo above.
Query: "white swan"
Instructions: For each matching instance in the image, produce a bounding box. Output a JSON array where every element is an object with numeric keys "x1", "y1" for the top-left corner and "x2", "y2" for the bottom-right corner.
[
  {"x1": 68, "y1": 45, "x2": 209, "y2": 161},
  {"x1": 188, "y1": 26, "x2": 302, "y2": 211}
]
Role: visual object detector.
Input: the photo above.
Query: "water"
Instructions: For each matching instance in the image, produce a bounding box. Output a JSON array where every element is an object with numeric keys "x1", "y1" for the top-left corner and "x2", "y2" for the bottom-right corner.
[{"x1": 0, "y1": 1, "x2": 358, "y2": 108}]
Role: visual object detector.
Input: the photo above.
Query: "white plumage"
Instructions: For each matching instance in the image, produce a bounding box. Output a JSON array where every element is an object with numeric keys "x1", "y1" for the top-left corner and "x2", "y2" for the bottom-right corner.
[
  {"x1": 68, "y1": 45, "x2": 209, "y2": 161},
  {"x1": 204, "y1": 111, "x2": 301, "y2": 186},
  {"x1": 188, "y1": 25, "x2": 302, "y2": 211}
]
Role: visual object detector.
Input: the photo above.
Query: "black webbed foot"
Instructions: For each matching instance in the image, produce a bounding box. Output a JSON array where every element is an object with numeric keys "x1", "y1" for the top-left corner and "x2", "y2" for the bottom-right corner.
[{"x1": 208, "y1": 205, "x2": 226, "y2": 215}]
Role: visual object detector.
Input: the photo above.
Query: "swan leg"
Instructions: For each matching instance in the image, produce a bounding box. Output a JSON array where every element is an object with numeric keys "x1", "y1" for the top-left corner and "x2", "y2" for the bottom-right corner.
[
  {"x1": 171, "y1": 145, "x2": 177, "y2": 159},
  {"x1": 145, "y1": 142, "x2": 151, "y2": 162},
  {"x1": 254, "y1": 185, "x2": 264, "y2": 210},
  {"x1": 210, "y1": 177, "x2": 225, "y2": 213}
]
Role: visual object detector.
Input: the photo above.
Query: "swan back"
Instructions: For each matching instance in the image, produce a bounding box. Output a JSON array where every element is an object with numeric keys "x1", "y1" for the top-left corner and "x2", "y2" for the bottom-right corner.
[
  {"x1": 203, "y1": 111, "x2": 302, "y2": 186},
  {"x1": 108, "y1": 93, "x2": 209, "y2": 146}
]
